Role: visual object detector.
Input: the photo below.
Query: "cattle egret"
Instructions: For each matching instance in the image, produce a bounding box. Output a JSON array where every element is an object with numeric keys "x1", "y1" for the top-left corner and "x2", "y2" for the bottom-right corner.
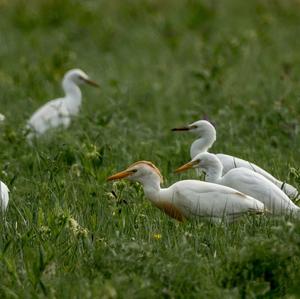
[
  {"x1": 107, "y1": 161, "x2": 265, "y2": 223},
  {"x1": 172, "y1": 120, "x2": 298, "y2": 199},
  {"x1": 175, "y1": 152, "x2": 300, "y2": 216},
  {"x1": 0, "y1": 181, "x2": 9, "y2": 212},
  {"x1": 26, "y1": 69, "x2": 99, "y2": 140}
]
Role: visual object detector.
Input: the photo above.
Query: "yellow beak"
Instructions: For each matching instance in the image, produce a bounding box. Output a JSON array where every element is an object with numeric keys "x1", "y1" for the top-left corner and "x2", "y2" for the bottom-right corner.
[
  {"x1": 175, "y1": 160, "x2": 199, "y2": 173},
  {"x1": 83, "y1": 78, "x2": 100, "y2": 88},
  {"x1": 107, "y1": 169, "x2": 133, "y2": 181}
]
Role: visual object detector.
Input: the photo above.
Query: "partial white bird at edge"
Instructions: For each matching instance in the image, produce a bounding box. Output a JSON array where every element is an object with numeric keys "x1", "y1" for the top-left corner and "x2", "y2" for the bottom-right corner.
[
  {"x1": 0, "y1": 113, "x2": 5, "y2": 123},
  {"x1": 0, "y1": 181, "x2": 9, "y2": 212}
]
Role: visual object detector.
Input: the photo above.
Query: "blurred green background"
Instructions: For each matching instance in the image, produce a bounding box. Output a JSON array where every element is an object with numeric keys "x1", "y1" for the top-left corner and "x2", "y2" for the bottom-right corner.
[{"x1": 0, "y1": 0, "x2": 300, "y2": 298}]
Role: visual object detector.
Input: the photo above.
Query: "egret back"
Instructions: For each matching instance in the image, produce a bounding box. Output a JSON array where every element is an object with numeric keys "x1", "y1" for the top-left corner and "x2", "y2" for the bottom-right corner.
[
  {"x1": 162, "y1": 180, "x2": 264, "y2": 222},
  {"x1": 27, "y1": 98, "x2": 71, "y2": 136},
  {"x1": 220, "y1": 168, "x2": 300, "y2": 215},
  {"x1": 216, "y1": 153, "x2": 298, "y2": 198}
]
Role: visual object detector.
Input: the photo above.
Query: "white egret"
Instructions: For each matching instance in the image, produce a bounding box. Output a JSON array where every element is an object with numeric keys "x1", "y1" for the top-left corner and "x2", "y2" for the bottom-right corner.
[
  {"x1": 0, "y1": 181, "x2": 9, "y2": 212},
  {"x1": 172, "y1": 120, "x2": 298, "y2": 199},
  {"x1": 26, "y1": 69, "x2": 99, "y2": 140},
  {"x1": 107, "y1": 161, "x2": 265, "y2": 223},
  {"x1": 175, "y1": 152, "x2": 300, "y2": 216}
]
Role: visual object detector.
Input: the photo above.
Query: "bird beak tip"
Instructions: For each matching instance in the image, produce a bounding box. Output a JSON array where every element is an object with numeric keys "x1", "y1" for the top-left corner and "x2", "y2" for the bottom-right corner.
[
  {"x1": 174, "y1": 162, "x2": 194, "y2": 173},
  {"x1": 174, "y1": 166, "x2": 185, "y2": 173},
  {"x1": 84, "y1": 78, "x2": 100, "y2": 88},
  {"x1": 106, "y1": 170, "x2": 131, "y2": 182}
]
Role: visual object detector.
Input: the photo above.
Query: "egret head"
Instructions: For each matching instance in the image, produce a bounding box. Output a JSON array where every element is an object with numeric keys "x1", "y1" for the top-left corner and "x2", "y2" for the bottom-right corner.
[
  {"x1": 107, "y1": 161, "x2": 163, "y2": 184},
  {"x1": 175, "y1": 152, "x2": 222, "y2": 174},
  {"x1": 64, "y1": 69, "x2": 100, "y2": 87},
  {"x1": 172, "y1": 120, "x2": 215, "y2": 137}
]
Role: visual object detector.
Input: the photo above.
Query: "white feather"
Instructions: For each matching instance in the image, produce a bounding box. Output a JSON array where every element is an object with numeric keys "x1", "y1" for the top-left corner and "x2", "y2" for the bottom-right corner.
[
  {"x1": 0, "y1": 113, "x2": 5, "y2": 122},
  {"x1": 164, "y1": 180, "x2": 264, "y2": 221},
  {"x1": 0, "y1": 181, "x2": 9, "y2": 212}
]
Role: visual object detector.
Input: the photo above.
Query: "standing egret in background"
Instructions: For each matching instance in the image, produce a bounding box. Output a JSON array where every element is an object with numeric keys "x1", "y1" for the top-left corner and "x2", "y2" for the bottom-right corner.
[
  {"x1": 0, "y1": 113, "x2": 5, "y2": 122},
  {"x1": 175, "y1": 152, "x2": 300, "y2": 216},
  {"x1": 107, "y1": 161, "x2": 265, "y2": 223},
  {"x1": 26, "y1": 69, "x2": 99, "y2": 140},
  {"x1": 172, "y1": 119, "x2": 298, "y2": 199},
  {"x1": 0, "y1": 181, "x2": 9, "y2": 212}
]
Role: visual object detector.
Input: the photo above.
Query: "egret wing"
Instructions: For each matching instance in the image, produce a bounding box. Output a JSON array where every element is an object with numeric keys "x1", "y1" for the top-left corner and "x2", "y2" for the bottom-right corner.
[
  {"x1": 169, "y1": 180, "x2": 263, "y2": 221},
  {"x1": 28, "y1": 98, "x2": 70, "y2": 134},
  {"x1": 222, "y1": 168, "x2": 299, "y2": 214},
  {"x1": 216, "y1": 153, "x2": 298, "y2": 199}
]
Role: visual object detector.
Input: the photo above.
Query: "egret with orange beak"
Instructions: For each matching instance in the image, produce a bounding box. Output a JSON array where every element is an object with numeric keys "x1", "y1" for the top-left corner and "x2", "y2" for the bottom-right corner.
[
  {"x1": 175, "y1": 152, "x2": 300, "y2": 216},
  {"x1": 172, "y1": 119, "x2": 298, "y2": 199},
  {"x1": 26, "y1": 69, "x2": 99, "y2": 140},
  {"x1": 107, "y1": 161, "x2": 265, "y2": 223}
]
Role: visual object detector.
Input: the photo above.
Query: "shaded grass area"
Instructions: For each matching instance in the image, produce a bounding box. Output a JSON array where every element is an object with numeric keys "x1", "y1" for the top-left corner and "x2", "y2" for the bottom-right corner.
[{"x1": 0, "y1": 0, "x2": 300, "y2": 297}]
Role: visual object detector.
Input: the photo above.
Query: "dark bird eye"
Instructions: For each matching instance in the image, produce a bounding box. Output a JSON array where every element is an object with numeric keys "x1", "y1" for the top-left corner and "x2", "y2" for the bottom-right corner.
[{"x1": 131, "y1": 169, "x2": 137, "y2": 173}]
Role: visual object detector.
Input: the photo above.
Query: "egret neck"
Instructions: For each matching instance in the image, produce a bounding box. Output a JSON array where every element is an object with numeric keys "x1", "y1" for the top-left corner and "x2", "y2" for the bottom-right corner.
[
  {"x1": 202, "y1": 156, "x2": 223, "y2": 183},
  {"x1": 138, "y1": 172, "x2": 161, "y2": 205},
  {"x1": 190, "y1": 129, "x2": 216, "y2": 159},
  {"x1": 62, "y1": 77, "x2": 82, "y2": 115}
]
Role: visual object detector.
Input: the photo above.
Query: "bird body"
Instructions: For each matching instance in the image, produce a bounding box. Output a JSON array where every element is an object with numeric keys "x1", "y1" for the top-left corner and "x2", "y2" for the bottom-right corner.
[
  {"x1": 0, "y1": 181, "x2": 9, "y2": 212},
  {"x1": 158, "y1": 180, "x2": 265, "y2": 222},
  {"x1": 27, "y1": 97, "x2": 72, "y2": 137},
  {"x1": 215, "y1": 153, "x2": 288, "y2": 190},
  {"x1": 220, "y1": 168, "x2": 300, "y2": 214},
  {"x1": 172, "y1": 120, "x2": 298, "y2": 199},
  {"x1": 27, "y1": 69, "x2": 99, "y2": 140},
  {"x1": 107, "y1": 161, "x2": 264, "y2": 223},
  {"x1": 176, "y1": 152, "x2": 300, "y2": 216}
]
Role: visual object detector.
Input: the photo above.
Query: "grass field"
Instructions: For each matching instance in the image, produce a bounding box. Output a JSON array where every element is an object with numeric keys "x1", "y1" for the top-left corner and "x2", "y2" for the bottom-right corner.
[{"x1": 1, "y1": 0, "x2": 300, "y2": 298}]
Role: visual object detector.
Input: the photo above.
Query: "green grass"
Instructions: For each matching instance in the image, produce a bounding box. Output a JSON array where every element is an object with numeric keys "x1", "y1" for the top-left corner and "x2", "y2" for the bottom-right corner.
[{"x1": 1, "y1": 0, "x2": 300, "y2": 297}]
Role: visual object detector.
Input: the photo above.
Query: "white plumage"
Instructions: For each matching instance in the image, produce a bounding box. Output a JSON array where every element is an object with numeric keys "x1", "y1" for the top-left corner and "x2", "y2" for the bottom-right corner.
[
  {"x1": 107, "y1": 161, "x2": 265, "y2": 223},
  {"x1": 176, "y1": 152, "x2": 300, "y2": 216},
  {"x1": 0, "y1": 113, "x2": 5, "y2": 122},
  {"x1": 26, "y1": 69, "x2": 99, "y2": 140},
  {"x1": 172, "y1": 119, "x2": 298, "y2": 199},
  {"x1": 0, "y1": 181, "x2": 9, "y2": 212}
]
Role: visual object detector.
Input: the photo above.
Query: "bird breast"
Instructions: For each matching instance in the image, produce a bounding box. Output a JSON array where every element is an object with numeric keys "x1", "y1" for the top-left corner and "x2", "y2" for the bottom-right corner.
[{"x1": 153, "y1": 201, "x2": 186, "y2": 222}]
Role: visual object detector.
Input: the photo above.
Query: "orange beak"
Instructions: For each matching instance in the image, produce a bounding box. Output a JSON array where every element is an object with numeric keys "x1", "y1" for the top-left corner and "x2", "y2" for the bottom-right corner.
[
  {"x1": 175, "y1": 160, "x2": 199, "y2": 173},
  {"x1": 107, "y1": 169, "x2": 133, "y2": 181},
  {"x1": 83, "y1": 78, "x2": 100, "y2": 88}
]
